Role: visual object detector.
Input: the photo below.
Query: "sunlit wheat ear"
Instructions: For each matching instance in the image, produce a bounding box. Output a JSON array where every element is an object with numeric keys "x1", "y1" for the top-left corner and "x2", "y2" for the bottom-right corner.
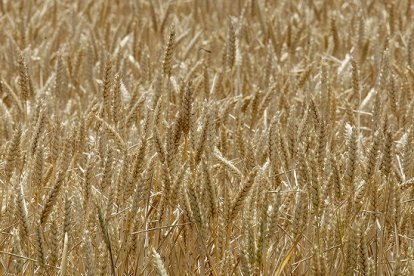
[
  {"x1": 97, "y1": 204, "x2": 116, "y2": 276},
  {"x1": 15, "y1": 181, "x2": 29, "y2": 243},
  {"x1": 169, "y1": 162, "x2": 186, "y2": 208},
  {"x1": 83, "y1": 231, "x2": 96, "y2": 276},
  {"x1": 344, "y1": 222, "x2": 358, "y2": 275},
  {"x1": 35, "y1": 225, "x2": 46, "y2": 273},
  {"x1": 309, "y1": 155, "x2": 321, "y2": 218},
  {"x1": 30, "y1": 110, "x2": 46, "y2": 155},
  {"x1": 381, "y1": 130, "x2": 393, "y2": 178},
  {"x1": 99, "y1": 146, "x2": 113, "y2": 191},
  {"x1": 228, "y1": 167, "x2": 258, "y2": 223},
  {"x1": 49, "y1": 220, "x2": 59, "y2": 267},
  {"x1": 55, "y1": 55, "x2": 67, "y2": 97},
  {"x1": 187, "y1": 179, "x2": 205, "y2": 239},
  {"x1": 63, "y1": 192, "x2": 72, "y2": 235},
  {"x1": 4, "y1": 125, "x2": 22, "y2": 182},
  {"x1": 388, "y1": 73, "x2": 399, "y2": 120},
  {"x1": 102, "y1": 58, "x2": 112, "y2": 122},
  {"x1": 343, "y1": 123, "x2": 358, "y2": 193},
  {"x1": 194, "y1": 111, "x2": 210, "y2": 164},
  {"x1": 224, "y1": 17, "x2": 235, "y2": 70},
  {"x1": 178, "y1": 80, "x2": 193, "y2": 136},
  {"x1": 292, "y1": 192, "x2": 308, "y2": 240},
  {"x1": 162, "y1": 24, "x2": 175, "y2": 77},
  {"x1": 115, "y1": 152, "x2": 130, "y2": 208},
  {"x1": 31, "y1": 146, "x2": 44, "y2": 200},
  {"x1": 12, "y1": 228, "x2": 24, "y2": 273},
  {"x1": 17, "y1": 52, "x2": 30, "y2": 102},
  {"x1": 202, "y1": 161, "x2": 217, "y2": 220},
  {"x1": 112, "y1": 73, "x2": 122, "y2": 126},
  {"x1": 316, "y1": 119, "x2": 327, "y2": 169},
  {"x1": 153, "y1": 248, "x2": 168, "y2": 276},
  {"x1": 40, "y1": 171, "x2": 65, "y2": 225}
]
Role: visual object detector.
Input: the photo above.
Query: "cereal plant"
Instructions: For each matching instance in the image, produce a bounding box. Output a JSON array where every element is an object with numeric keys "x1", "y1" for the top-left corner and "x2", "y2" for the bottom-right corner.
[{"x1": 0, "y1": 0, "x2": 413, "y2": 275}]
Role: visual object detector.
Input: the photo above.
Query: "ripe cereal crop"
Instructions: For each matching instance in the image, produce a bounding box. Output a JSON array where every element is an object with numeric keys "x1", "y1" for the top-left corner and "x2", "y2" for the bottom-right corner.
[{"x1": 0, "y1": 0, "x2": 413, "y2": 275}]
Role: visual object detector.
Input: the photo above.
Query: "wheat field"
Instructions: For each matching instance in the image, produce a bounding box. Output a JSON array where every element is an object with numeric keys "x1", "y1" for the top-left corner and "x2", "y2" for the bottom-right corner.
[{"x1": 0, "y1": 0, "x2": 413, "y2": 275}]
